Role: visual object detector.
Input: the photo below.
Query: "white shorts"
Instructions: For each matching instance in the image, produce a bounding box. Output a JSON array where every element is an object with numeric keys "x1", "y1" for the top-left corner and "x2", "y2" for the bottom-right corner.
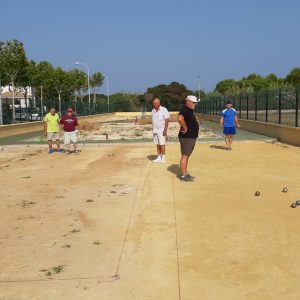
[
  {"x1": 153, "y1": 133, "x2": 166, "y2": 145},
  {"x1": 47, "y1": 132, "x2": 60, "y2": 141},
  {"x1": 64, "y1": 131, "x2": 77, "y2": 144}
]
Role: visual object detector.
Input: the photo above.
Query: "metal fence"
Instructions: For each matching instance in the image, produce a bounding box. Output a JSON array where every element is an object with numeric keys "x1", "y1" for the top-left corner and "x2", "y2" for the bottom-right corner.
[
  {"x1": 198, "y1": 89, "x2": 299, "y2": 127},
  {"x1": 0, "y1": 99, "x2": 115, "y2": 124}
]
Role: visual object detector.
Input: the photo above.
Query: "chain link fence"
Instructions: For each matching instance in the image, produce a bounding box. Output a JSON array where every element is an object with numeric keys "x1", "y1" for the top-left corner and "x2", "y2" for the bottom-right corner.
[{"x1": 198, "y1": 88, "x2": 299, "y2": 127}]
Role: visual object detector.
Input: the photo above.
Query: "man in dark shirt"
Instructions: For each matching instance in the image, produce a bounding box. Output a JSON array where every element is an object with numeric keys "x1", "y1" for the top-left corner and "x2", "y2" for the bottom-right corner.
[
  {"x1": 177, "y1": 95, "x2": 199, "y2": 181},
  {"x1": 60, "y1": 108, "x2": 79, "y2": 154}
]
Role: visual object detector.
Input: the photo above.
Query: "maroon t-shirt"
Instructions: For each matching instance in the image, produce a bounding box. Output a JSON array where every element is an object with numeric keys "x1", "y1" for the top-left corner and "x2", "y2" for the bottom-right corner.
[{"x1": 60, "y1": 115, "x2": 78, "y2": 132}]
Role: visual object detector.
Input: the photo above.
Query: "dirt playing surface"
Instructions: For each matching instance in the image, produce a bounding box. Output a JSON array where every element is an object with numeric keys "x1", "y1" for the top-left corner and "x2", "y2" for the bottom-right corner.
[
  {"x1": 0, "y1": 140, "x2": 300, "y2": 299},
  {"x1": 21, "y1": 115, "x2": 219, "y2": 143}
]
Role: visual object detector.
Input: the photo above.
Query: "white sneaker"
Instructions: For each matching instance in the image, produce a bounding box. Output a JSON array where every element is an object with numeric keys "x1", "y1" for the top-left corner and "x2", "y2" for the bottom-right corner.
[
  {"x1": 161, "y1": 156, "x2": 166, "y2": 164},
  {"x1": 152, "y1": 156, "x2": 162, "y2": 163}
]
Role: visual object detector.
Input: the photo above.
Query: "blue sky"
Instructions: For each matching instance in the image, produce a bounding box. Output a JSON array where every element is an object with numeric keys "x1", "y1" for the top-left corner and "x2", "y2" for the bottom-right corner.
[{"x1": 1, "y1": 0, "x2": 299, "y2": 94}]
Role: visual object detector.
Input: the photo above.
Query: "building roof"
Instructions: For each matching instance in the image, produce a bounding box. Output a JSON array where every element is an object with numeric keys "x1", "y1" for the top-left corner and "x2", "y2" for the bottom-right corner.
[{"x1": 0, "y1": 86, "x2": 33, "y2": 99}]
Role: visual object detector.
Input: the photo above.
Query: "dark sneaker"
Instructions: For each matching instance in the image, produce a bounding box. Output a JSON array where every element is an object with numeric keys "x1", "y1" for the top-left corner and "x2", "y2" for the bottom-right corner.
[
  {"x1": 180, "y1": 175, "x2": 194, "y2": 182},
  {"x1": 57, "y1": 149, "x2": 64, "y2": 154},
  {"x1": 48, "y1": 149, "x2": 54, "y2": 154},
  {"x1": 186, "y1": 173, "x2": 195, "y2": 179}
]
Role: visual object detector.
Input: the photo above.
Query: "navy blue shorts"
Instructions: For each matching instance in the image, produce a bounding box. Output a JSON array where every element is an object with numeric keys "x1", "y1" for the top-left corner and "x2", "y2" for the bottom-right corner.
[{"x1": 223, "y1": 127, "x2": 236, "y2": 135}]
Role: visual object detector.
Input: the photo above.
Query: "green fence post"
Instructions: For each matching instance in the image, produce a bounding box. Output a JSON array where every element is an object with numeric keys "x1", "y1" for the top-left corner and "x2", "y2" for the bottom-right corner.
[
  {"x1": 296, "y1": 89, "x2": 299, "y2": 127},
  {"x1": 279, "y1": 89, "x2": 282, "y2": 124},
  {"x1": 266, "y1": 91, "x2": 269, "y2": 123},
  {"x1": 246, "y1": 94, "x2": 249, "y2": 120},
  {"x1": 255, "y1": 93, "x2": 258, "y2": 121},
  {"x1": 239, "y1": 95, "x2": 242, "y2": 119}
]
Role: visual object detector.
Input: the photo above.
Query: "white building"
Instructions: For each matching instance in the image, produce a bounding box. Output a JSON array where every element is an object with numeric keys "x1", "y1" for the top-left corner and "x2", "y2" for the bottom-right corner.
[{"x1": 0, "y1": 85, "x2": 36, "y2": 108}]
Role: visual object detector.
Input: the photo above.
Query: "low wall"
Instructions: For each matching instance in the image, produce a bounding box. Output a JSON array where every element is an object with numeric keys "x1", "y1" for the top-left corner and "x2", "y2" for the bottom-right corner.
[
  {"x1": 0, "y1": 121, "x2": 43, "y2": 138},
  {"x1": 202, "y1": 114, "x2": 300, "y2": 147},
  {"x1": 0, "y1": 113, "x2": 115, "y2": 139},
  {"x1": 115, "y1": 111, "x2": 178, "y2": 118}
]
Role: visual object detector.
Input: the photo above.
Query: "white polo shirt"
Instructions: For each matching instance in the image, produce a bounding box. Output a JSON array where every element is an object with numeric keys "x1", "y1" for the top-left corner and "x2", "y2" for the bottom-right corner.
[{"x1": 152, "y1": 106, "x2": 170, "y2": 134}]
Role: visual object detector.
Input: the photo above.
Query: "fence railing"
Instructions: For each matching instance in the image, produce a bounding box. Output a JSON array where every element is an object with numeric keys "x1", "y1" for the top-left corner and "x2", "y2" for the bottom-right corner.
[
  {"x1": 0, "y1": 99, "x2": 114, "y2": 125},
  {"x1": 198, "y1": 89, "x2": 299, "y2": 127}
]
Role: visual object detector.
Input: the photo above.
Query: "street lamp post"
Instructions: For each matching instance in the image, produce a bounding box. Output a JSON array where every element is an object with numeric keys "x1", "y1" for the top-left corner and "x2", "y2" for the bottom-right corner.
[
  {"x1": 74, "y1": 61, "x2": 91, "y2": 115},
  {"x1": 104, "y1": 74, "x2": 110, "y2": 113},
  {"x1": 198, "y1": 75, "x2": 202, "y2": 101}
]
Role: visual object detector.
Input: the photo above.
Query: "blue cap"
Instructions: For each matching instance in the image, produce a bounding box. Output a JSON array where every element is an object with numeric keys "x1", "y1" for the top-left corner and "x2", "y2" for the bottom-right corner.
[{"x1": 226, "y1": 100, "x2": 232, "y2": 104}]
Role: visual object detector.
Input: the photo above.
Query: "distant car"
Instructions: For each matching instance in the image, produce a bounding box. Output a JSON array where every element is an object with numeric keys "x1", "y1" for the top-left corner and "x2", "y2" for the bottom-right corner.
[
  {"x1": 29, "y1": 109, "x2": 41, "y2": 121},
  {"x1": 15, "y1": 108, "x2": 41, "y2": 122},
  {"x1": 15, "y1": 108, "x2": 29, "y2": 121}
]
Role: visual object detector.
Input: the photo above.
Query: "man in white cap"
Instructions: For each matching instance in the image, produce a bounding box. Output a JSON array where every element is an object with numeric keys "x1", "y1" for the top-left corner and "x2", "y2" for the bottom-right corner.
[
  {"x1": 177, "y1": 95, "x2": 199, "y2": 181},
  {"x1": 151, "y1": 97, "x2": 170, "y2": 164}
]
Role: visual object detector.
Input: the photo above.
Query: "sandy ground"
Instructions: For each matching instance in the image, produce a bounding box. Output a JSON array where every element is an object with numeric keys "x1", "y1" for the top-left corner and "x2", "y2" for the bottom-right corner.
[{"x1": 0, "y1": 141, "x2": 300, "y2": 300}]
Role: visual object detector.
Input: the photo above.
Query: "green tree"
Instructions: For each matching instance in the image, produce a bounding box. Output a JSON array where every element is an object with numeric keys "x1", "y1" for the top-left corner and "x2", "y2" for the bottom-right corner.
[
  {"x1": 49, "y1": 67, "x2": 69, "y2": 114},
  {"x1": 193, "y1": 90, "x2": 206, "y2": 100},
  {"x1": 239, "y1": 74, "x2": 267, "y2": 92},
  {"x1": 146, "y1": 81, "x2": 192, "y2": 110},
  {"x1": 90, "y1": 72, "x2": 104, "y2": 111},
  {"x1": 68, "y1": 68, "x2": 87, "y2": 114},
  {"x1": 214, "y1": 79, "x2": 238, "y2": 95},
  {"x1": 110, "y1": 92, "x2": 143, "y2": 112},
  {"x1": 0, "y1": 39, "x2": 27, "y2": 122},
  {"x1": 285, "y1": 68, "x2": 300, "y2": 87},
  {"x1": 17, "y1": 59, "x2": 37, "y2": 108},
  {"x1": 34, "y1": 61, "x2": 54, "y2": 115}
]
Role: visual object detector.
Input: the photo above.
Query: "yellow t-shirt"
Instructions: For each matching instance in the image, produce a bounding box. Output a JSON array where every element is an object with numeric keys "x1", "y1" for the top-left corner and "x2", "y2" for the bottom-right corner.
[{"x1": 44, "y1": 113, "x2": 60, "y2": 132}]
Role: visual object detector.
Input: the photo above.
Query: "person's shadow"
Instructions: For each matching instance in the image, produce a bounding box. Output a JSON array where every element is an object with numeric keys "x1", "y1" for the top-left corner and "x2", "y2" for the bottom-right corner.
[
  {"x1": 210, "y1": 145, "x2": 228, "y2": 150},
  {"x1": 147, "y1": 155, "x2": 157, "y2": 161},
  {"x1": 167, "y1": 164, "x2": 181, "y2": 177}
]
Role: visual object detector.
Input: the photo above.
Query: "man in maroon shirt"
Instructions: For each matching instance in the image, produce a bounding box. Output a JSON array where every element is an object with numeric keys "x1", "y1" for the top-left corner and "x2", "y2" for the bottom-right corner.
[{"x1": 60, "y1": 108, "x2": 79, "y2": 154}]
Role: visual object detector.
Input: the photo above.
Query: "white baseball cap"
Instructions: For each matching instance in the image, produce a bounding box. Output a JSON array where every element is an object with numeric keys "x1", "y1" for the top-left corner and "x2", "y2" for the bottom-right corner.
[{"x1": 186, "y1": 95, "x2": 199, "y2": 103}]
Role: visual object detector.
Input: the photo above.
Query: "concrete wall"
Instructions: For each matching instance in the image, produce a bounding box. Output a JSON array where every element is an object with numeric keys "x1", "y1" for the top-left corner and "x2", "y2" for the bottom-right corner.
[
  {"x1": 201, "y1": 114, "x2": 300, "y2": 147},
  {"x1": 0, "y1": 121, "x2": 43, "y2": 138},
  {"x1": 2, "y1": 112, "x2": 299, "y2": 147},
  {"x1": 0, "y1": 113, "x2": 115, "y2": 139},
  {"x1": 115, "y1": 111, "x2": 178, "y2": 118}
]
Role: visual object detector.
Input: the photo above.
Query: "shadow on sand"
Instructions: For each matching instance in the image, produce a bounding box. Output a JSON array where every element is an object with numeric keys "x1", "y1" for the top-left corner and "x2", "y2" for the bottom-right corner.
[
  {"x1": 167, "y1": 164, "x2": 181, "y2": 177},
  {"x1": 147, "y1": 155, "x2": 157, "y2": 161},
  {"x1": 210, "y1": 145, "x2": 228, "y2": 151}
]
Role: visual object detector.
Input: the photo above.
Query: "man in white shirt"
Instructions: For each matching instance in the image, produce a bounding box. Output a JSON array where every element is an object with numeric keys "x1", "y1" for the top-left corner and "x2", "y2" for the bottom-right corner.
[{"x1": 151, "y1": 98, "x2": 170, "y2": 164}]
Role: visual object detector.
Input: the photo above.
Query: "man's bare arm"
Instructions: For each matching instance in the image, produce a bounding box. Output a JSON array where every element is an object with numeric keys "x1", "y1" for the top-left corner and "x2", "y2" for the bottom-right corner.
[
  {"x1": 178, "y1": 114, "x2": 188, "y2": 134},
  {"x1": 163, "y1": 118, "x2": 169, "y2": 136},
  {"x1": 44, "y1": 122, "x2": 47, "y2": 136},
  {"x1": 235, "y1": 115, "x2": 240, "y2": 128},
  {"x1": 220, "y1": 117, "x2": 224, "y2": 126}
]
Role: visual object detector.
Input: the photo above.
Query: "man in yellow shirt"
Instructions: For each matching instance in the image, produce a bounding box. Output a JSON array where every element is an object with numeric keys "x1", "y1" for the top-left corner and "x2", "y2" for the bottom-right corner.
[{"x1": 44, "y1": 107, "x2": 63, "y2": 154}]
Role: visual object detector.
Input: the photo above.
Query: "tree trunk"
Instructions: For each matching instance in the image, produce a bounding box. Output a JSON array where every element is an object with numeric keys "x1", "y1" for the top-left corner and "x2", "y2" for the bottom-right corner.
[
  {"x1": 32, "y1": 87, "x2": 36, "y2": 108},
  {"x1": 58, "y1": 92, "x2": 62, "y2": 116},
  {"x1": 74, "y1": 95, "x2": 77, "y2": 114},
  {"x1": 40, "y1": 86, "x2": 44, "y2": 119},
  {"x1": 11, "y1": 80, "x2": 15, "y2": 123},
  {"x1": 93, "y1": 90, "x2": 96, "y2": 113},
  {"x1": 80, "y1": 97, "x2": 86, "y2": 115}
]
